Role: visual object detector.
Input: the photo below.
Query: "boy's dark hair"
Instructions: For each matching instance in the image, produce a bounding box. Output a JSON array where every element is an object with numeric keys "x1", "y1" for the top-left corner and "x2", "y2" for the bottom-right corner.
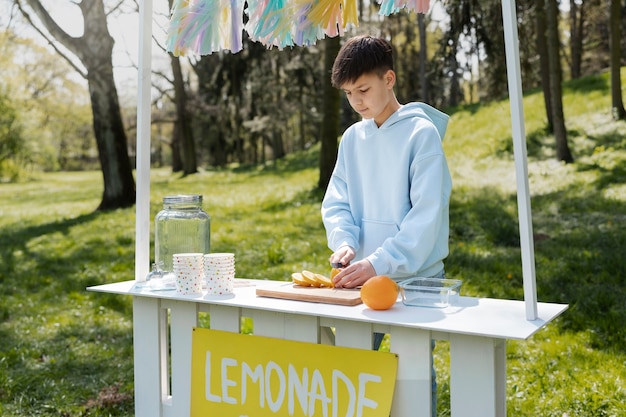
[{"x1": 331, "y1": 35, "x2": 394, "y2": 88}]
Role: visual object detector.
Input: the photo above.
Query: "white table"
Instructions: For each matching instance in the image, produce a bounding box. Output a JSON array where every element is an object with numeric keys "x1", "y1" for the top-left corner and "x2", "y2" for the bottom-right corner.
[{"x1": 88, "y1": 279, "x2": 567, "y2": 417}]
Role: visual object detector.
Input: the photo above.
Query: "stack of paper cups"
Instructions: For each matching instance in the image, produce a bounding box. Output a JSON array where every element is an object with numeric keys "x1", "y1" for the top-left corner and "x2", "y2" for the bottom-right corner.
[
  {"x1": 203, "y1": 253, "x2": 235, "y2": 295},
  {"x1": 173, "y1": 253, "x2": 204, "y2": 295}
]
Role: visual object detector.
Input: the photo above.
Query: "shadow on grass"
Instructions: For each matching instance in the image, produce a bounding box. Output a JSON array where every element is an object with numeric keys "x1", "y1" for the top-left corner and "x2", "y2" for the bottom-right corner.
[
  {"x1": 229, "y1": 145, "x2": 321, "y2": 175},
  {"x1": 563, "y1": 73, "x2": 609, "y2": 94},
  {"x1": 264, "y1": 186, "x2": 325, "y2": 213},
  {"x1": 0, "y1": 319, "x2": 134, "y2": 416},
  {"x1": 0, "y1": 212, "x2": 133, "y2": 315},
  {"x1": 449, "y1": 187, "x2": 520, "y2": 248},
  {"x1": 575, "y1": 129, "x2": 626, "y2": 189},
  {"x1": 445, "y1": 86, "x2": 545, "y2": 118},
  {"x1": 0, "y1": 213, "x2": 136, "y2": 415},
  {"x1": 584, "y1": 128, "x2": 626, "y2": 149},
  {"x1": 495, "y1": 126, "x2": 590, "y2": 161},
  {"x1": 449, "y1": 174, "x2": 626, "y2": 353},
  {"x1": 532, "y1": 185, "x2": 626, "y2": 353}
]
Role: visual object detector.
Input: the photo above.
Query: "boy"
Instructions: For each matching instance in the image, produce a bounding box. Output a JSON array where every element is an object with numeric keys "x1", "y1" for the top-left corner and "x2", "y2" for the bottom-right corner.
[
  {"x1": 321, "y1": 34, "x2": 450, "y2": 417},
  {"x1": 322, "y1": 35, "x2": 452, "y2": 289}
]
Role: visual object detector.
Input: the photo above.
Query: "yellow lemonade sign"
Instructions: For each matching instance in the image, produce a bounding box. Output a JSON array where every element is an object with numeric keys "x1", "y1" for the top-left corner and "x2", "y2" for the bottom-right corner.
[{"x1": 190, "y1": 328, "x2": 398, "y2": 417}]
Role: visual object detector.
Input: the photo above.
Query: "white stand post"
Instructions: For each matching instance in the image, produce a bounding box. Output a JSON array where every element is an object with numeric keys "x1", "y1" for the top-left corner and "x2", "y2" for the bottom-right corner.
[
  {"x1": 501, "y1": 0, "x2": 538, "y2": 320},
  {"x1": 134, "y1": 0, "x2": 153, "y2": 284}
]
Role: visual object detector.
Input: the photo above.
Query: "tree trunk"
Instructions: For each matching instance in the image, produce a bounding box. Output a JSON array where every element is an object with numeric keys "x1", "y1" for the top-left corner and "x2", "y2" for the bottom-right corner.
[
  {"x1": 194, "y1": 55, "x2": 229, "y2": 168},
  {"x1": 536, "y1": 0, "x2": 554, "y2": 131},
  {"x1": 418, "y1": 13, "x2": 429, "y2": 103},
  {"x1": 167, "y1": 0, "x2": 196, "y2": 175},
  {"x1": 609, "y1": 0, "x2": 626, "y2": 120},
  {"x1": 318, "y1": 36, "x2": 341, "y2": 191},
  {"x1": 171, "y1": 54, "x2": 198, "y2": 175},
  {"x1": 448, "y1": 38, "x2": 461, "y2": 107},
  {"x1": 20, "y1": 0, "x2": 135, "y2": 210},
  {"x1": 86, "y1": 68, "x2": 136, "y2": 210},
  {"x1": 171, "y1": 121, "x2": 183, "y2": 172},
  {"x1": 569, "y1": 0, "x2": 584, "y2": 79},
  {"x1": 271, "y1": 55, "x2": 286, "y2": 160},
  {"x1": 546, "y1": 0, "x2": 574, "y2": 163}
]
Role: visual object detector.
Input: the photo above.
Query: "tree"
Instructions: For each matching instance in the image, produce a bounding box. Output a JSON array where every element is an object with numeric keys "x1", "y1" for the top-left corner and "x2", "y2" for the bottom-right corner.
[
  {"x1": 568, "y1": 0, "x2": 584, "y2": 79},
  {"x1": 536, "y1": 0, "x2": 554, "y2": 130},
  {"x1": 438, "y1": 0, "x2": 508, "y2": 104},
  {"x1": 16, "y1": 0, "x2": 135, "y2": 210},
  {"x1": 318, "y1": 36, "x2": 341, "y2": 191},
  {"x1": 167, "y1": 0, "x2": 198, "y2": 175},
  {"x1": 0, "y1": 30, "x2": 94, "y2": 173},
  {"x1": 0, "y1": 92, "x2": 26, "y2": 180},
  {"x1": 418, "y1": 13, "x2": 429, "y2": 103},
  {"x1": 545, "y1": 0, "x2": 573, "y2": 163},
  {"x1": 609, "y1": 0, "x2": 626, "y2": 120},
  {"x1": 171, "y1": 53, "x2": 198, "y2": 175},
  {"x1": 194, "y1": 53, "x2": 230, "y2": 167}
]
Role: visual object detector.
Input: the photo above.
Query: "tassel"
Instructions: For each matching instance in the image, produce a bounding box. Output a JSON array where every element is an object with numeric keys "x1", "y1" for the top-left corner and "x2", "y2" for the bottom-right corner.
[
  {"x1": 292, "y1": 0, "x2": 326, "y2": 46},
  {"x1": 246, "y1": 0, "x2": 296, "y2": 48},
  {"x1": 166, "y1": 0, "x2": 245, "y2": 56},
  {"x1": 343, "y1": 0, "x2": 358, "y2": 28},
  {"x1": 377, "y1": 0, "x2": 430, "y2": 16},
  {"x1": 377, "y1": 0, "x2": 398, "y2": 17},
  {"x1": 416, "y1": 0, "x2": 430, "y2": 13},
  {"x1": 400, "y1": 0, "x2": 431, "y2": 13},
  {"x1": 307, "y1": 0, "x2": 343, "y2": 37}
]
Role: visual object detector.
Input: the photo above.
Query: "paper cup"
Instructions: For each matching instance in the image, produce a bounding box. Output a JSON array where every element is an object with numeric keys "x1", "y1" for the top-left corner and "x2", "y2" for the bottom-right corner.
[
  {"x1": 205, "y1": 273, "x2": 234, "y2": 295},
  {"x1": 203, "y1": 253, "x2": 235, "y2": 294},
  {"x1": 173, "y1": 253, "x2": 204, "y2": 268},
  {"x1": 175, "y1": 268, "x2": 203, "y2": 295}
]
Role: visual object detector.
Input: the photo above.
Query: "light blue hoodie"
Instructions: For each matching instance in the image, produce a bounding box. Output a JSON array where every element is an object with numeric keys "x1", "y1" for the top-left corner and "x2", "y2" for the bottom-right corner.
[{"x1": 321, "y1": 102, "x2": 451, "y2": 279}]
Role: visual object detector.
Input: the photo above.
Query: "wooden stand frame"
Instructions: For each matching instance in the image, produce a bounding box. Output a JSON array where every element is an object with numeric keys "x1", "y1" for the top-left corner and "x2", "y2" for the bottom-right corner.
[{"x1": 89, "y1": 280, "x2": 567, "y2": 417}]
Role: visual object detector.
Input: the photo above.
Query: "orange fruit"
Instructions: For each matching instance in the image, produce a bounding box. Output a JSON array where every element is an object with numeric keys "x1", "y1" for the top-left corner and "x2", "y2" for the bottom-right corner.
[{"x1": 360, "y1": 275, "x2": 398, "y2": 310}]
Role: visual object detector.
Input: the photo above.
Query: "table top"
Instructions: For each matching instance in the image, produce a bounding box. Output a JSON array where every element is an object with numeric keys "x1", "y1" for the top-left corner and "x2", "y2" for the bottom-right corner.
[{"x1": 87, "y1": 279, "x2": 568, "y2": 341}]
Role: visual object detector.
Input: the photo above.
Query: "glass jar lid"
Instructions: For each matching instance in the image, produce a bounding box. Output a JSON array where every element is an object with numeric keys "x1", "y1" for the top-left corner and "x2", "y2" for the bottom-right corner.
[{"x1": 163, "y1": 194, "x2": 202, "y2": 204}]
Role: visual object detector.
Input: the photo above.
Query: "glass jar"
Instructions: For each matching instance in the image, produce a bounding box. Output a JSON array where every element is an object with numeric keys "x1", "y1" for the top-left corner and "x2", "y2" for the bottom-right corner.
[{"x1": 154, "y1": 194, "x2": 210, "y2": 274}]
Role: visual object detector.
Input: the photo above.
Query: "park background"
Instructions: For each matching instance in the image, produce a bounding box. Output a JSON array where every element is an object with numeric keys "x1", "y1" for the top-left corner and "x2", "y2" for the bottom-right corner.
[{"x1": 1, "y1": 0, "x2": 626, "y2": 415}]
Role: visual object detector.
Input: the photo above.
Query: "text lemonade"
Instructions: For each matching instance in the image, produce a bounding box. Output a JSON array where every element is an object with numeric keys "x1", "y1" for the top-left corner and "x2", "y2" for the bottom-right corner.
[
  {"x1": 190, "y1": 328, "x2": 398, "y2": 417},
  {"x1": 205, "y1": 352, "x2": 382, "y2": 417}
]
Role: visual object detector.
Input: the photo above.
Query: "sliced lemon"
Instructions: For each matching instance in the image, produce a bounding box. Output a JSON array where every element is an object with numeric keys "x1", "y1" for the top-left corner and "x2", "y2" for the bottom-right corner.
[
  {"x1": 314, "y1": 273, "x2": 334, "y2": 288},
  {"x1": 301, "y1": 270, "x2": 321, "y2": 287},
  {"x1": 291, "y1": 272, "x2": 310, "y2": 287}
]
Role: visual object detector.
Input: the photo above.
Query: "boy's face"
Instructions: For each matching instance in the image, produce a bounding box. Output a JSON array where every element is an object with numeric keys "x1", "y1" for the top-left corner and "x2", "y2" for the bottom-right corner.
[{"x1": 340, "y1": 70, "x2": 396, "y2": 127}]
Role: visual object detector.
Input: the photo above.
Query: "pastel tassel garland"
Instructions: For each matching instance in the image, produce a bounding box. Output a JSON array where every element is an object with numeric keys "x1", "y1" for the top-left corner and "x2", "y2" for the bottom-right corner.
[
  {"x1": 378, "y1": 0, "x2": 431, "y2": 16},
  {"x1": 166, "y1": 0, "x2": 245, "y2": 56},
  {"x1": 299, "y1": 0, "x2": 358, "y2": 39},
  {"x1": 292, "y1": 0, "x2": 326, "y2": 46},
  {"x1": 247, "y1": 0, "x2": 303, "y2": 48},
  {"x1": 165, "y1": 0, "x2": 430, "y2": 55}
]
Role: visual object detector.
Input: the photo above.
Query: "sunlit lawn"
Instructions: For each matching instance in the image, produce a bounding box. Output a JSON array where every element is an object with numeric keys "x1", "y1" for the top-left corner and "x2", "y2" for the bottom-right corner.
[{"x1": 0, "y1": 70, "x2": 625, "y2": 416}]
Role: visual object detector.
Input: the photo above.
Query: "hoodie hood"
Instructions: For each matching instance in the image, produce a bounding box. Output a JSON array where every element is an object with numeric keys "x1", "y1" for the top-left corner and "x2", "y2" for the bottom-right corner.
[{"x1": 373, "y1": 102, "x2": 449, "y2": 140}]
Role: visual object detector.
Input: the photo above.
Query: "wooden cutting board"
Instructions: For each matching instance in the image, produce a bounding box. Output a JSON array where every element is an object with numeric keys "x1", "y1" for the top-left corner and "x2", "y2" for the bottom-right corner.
[{"x1": 256, "y1": 283, "x2": 362, "y2": 306}]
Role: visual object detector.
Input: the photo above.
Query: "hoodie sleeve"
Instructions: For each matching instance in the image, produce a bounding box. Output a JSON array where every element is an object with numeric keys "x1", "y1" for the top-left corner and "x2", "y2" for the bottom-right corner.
[{"x1": 321, "y1": 132, "x2": 361, "y2": 252}]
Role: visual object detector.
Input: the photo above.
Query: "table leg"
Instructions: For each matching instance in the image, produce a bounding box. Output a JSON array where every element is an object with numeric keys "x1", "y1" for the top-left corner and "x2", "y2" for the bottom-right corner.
[
  {"x1": 133, "y1": 296, "x2": 164, "y2": 417},
  {"x1": 207, "y1": 304, "x2": 241, "y2": 332},
  {"x1": 449, "y1": 334, "x2": 506, "y2": 417},
  {"x1": 168, "y1": 300, "x2": 198, "y2": 416},
  {"x1": 251, "y1": 310, "x2": 319, "y2": 343},
  {"x1": 333, "y1": 319, "x2": 372, "y2": 349},
  {"x1": 389, "y1": 326, "x2": 433, "y2": 417}
]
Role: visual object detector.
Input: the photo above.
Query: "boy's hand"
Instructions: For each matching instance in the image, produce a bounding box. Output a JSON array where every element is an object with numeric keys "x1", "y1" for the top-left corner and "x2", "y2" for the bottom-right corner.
[
  {"x1": 329, "y1": 246, "x2": 356, "y2": 269},
  {"x1": 331, "y1": 259, "x2": 376, "y2": 289}
]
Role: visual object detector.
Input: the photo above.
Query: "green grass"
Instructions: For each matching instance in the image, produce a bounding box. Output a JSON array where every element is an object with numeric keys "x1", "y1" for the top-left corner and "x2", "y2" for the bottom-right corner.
[{"x1": 1, "y1": 69, "x2": 625, "y2": 416}]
